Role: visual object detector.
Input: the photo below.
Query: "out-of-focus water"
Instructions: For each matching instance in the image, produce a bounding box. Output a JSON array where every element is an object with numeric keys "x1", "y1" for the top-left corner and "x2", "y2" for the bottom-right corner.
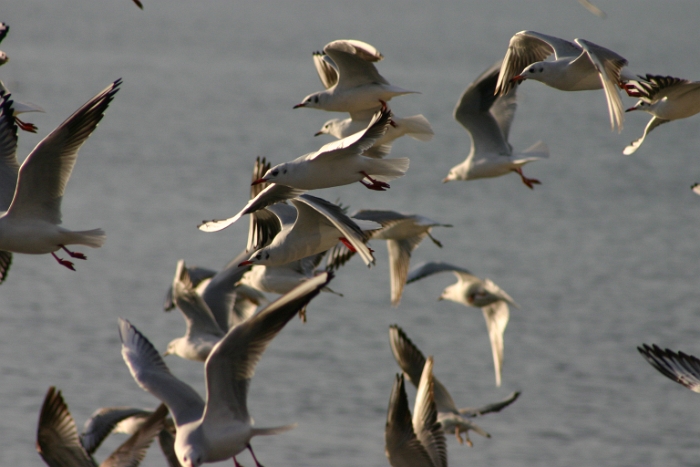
[{"x1": 1, "y1": 1, "x2": 700, "y2": 466}]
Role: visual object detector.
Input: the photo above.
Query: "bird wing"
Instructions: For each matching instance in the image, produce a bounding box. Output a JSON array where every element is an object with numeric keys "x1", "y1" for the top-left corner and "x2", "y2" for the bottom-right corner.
[
  {"x1": 80, "y1": 407, "x2": 152, "y2": 455},
  {"x1": 0, "y1": 92, "x2": 19, "y2": 210},
  {"x1": 388, "y1": 325, "x2": 459, "y2": 414},
  {"x1": 412, "y1": 358, "x2": 447, "y2": 467},
  {"x1": 119, "y1": 318, "x2": 205, "y2": 428},
  {"x1": 323, "y1": 40, "x2": 388, "y2": 89},
  {"x1": 99, "y1": 403, "x2": 168, "y2": 467},
  {"x1": 406, "y1": 261, "x2": 474, "y2": 284},
  {"x1": 454, "y1": 62, "x2": 513, "y2": 156},
  {"x1": 482, "y1": 302, "x2": 510, "y2": 387},
  {"x1": 638, "y1": 344, "x2": 700, "y2": 392},
  {"x1": 458, "y1": 391, "x2": 521, "y2": 417},
  {"x1": 384, "y1": 374, "x2": 435, "y2": 467},
  {"x1": 312, "y1": 52, "x2": 339, "y2": 89},
  {"x1": 387, "y1": 237, "x2": 426, "y2": 306},
  {"x1": 36, "y1": 386, "x2": 97, "y2": 467},
  {"x1": 172, "y1": 260, "x2": 226, "y2": 338},
  {"x1": 202, "y1": 273, "x2": 332, "y2": 424},
  {"x1": 6, "y1": 79, "x2": 120, "y2": 223},
  {"x1": 623, "y1": 116, "x2": 669, "y2": 155},
  {"x1": 198, "y1": 183, "x2": 304, "y2": 233}
]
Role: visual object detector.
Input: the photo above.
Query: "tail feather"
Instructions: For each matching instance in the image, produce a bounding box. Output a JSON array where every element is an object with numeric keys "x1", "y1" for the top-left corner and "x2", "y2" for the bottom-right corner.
[
  {"x1": 69, "y1": 228, "x2": 106, "y2": 248},
  {"x1": 396, "y1": 114, "x2": 434, "y2": 142},
  {"x1": 369, "y1": 157, "x2": 410, "y2": 182},
  {"x1": 251, "y1": 423, "x2": 298, "y2": 437},
  {"x1": 513, "y1": 140, "x2": 549, "y2": 166}
]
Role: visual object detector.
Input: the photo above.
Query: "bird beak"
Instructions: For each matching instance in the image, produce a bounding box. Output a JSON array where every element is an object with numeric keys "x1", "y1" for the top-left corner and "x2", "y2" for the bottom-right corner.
[
  {"x1": 293, "y1": 103, "x2": 305, "y2": 109},
  {"x1": 510, "y1": 74, "x2": 525, "y2": 83},
  {"x1": 163, "y1": 350, "x2": 171, "y2": 357},
  {"x1": 625, "y1": 106, "x2": 637, "y2": 112},
  {"x1": 314, "y1": 131, "x2": 323, "y2": 137},
  {"x1": 251, "y1": 178, "x2": 267, "y2": 186},
  {"x1": 238, "y1": 260, "x2": 253, "y2": 267},
  {"x1": 437, "y1": 296, "x2": 443, "y2": 301},
  {"x1": 441, "y1": 177, "x2": 450, "y2": 183}
]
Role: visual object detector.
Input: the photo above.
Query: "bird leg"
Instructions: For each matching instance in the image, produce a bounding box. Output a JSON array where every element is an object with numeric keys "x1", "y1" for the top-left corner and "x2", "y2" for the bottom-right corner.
[
  {"x1": 511, "y1": 168, "x2": 541, "y2": 189},
  {"x1": 14, "y1": 117, "x2": 38, "y2": 133},
  {"x1": 338, "y1": 237, "x2": 357, "y2": 253},
  {"x1": 298, "y1": 304, "x2": 308, "y2": 323},
  {"x1": 233, "y1": 456, "x2": 245, "y2": 467},
  {"x1": 246, "y1": 444, "x2": 265, "y2": 467},
  {"x1": 426, "y1": 231, "x2": 443, "y2": 248},
  {"x1": 61, "y1": 245, "x2": 87, "y2": 260},
  {"x1": 359, "y1": 171, "x2": 390, "y2": 191},
  {"x1": 455, "y1": 426, "x2": 464, "y2": 444},
  {"x1": 51, "y1": 253, "x2": 75, "y2": 271}
]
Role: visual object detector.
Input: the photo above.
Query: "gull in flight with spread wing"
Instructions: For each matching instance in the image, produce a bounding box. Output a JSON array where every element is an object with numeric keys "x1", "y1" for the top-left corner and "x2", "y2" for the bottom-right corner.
[
  {"x1": 294, "y1": 39, "x2": 418, "y2": 114},
  {"x1": 495, "y1": 31, "x2": 632, "y2": 131},
  {"x1": 623, "y1": 74, "x2": 700, "y2": 154},
  {"x1": 406, "y1": 262, "x2": 519, "y2": 387},
  {"x1": 389, "y1": 325, "x2": 520, "y2": 446},
  {"x1": 0, "y1": 79, "x2": 120, "y2": 280},
  {"x1": 443, "y1": 60, "x2": 549, "y2": 189},
  {"x1": 119, "y1": 272, "x2": 332, "y2": 467},
  {"x1": 638, "y1": 344, "x2": 700, "y2": 393}
]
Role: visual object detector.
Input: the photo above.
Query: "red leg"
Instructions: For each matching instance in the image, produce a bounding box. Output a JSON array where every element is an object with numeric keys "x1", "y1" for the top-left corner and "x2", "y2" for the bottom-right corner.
[
  {"x1": 51, "y1": 252, "x2": 75, "y2": 271},
  {"x1": 511, "y1": 168, "x2": 541, "y2": 190},
  {"x1": 339, "y1": 237, "x2": 357, "y2": 253},
  {"x1": 247, "y1": 444, "x2": 265, "y2": 467},
  {"x1": 359, "y1": 171, "x2": 390, "y2": 191},
  {"x1": 14, "y1": 117, "x2": 38, "y2": 133},
  {"x1": 61, "y1": 245, "x2": 87, "y2": 260},
  {"x1": 233, "y1": 456, "x2": 244, "y2": 467}
]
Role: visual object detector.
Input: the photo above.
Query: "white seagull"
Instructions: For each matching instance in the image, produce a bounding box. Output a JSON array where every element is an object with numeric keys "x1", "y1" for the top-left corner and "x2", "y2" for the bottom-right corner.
[
  {"x1": 255, "y1": 106, "x2": 410, "y2": 191},
  {"x1": 119, "y1": 272, "x2": 333, "y2": 467},
  {"x1": 406, "y1": 262, "x2": 519, "y2": 387},
  {"x1": 390, "y1": 325, "x2": 520, "y2": 446},
  {"x1": 0, "y1": 79, "x2": 120, "y2": 276},
  {"x1": 294, "y1": 39, "x2": 418, "y2": 114},
  {"x1": 163, "y1": 260, "x2": 226, "y2": 362},
  {"x1": 385, "y1": 357, "x2": 447, "y2": 467},
  {"x1": 638, "y1": 344, "x2": 700, "y2": 393},
  {"x1": 623, "y1": 74, "x2": 700, "y2": 154},
  {"x1": 36, "y1": 386, "x2": 168, "y2": 467},
  {"x1": 495, "y1": 31, "x2": 631, "y2": 131},
  {"x1": 443, "y1": 61, "x2": 549, "y2": 189},
  {"x1": 326, "y1": 209, "x2": 451, "y2": 306},
  {"x1": 0, "y1": 80, "x2": 45, "y2": 133}
]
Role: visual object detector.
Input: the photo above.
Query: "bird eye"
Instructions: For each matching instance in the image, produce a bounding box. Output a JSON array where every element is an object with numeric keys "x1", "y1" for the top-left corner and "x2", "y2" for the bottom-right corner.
[
  {"x1": 283, "y1": 169, "x2": 287, "y2": 174},
  {"x1": 313, "y1": 95, "x2": 319, "y2": 103},
  {"x1": 272, "y1": 169, "x2": 279, "y2": 176},
  {"x1": 256, "y1": 254, "x2": 261, "y2": 259},
  {"x1": 529, "y1": 69, "x2": 534, "y2": 73},
  {"x1": 265, "y1": 252, "x2": 270, "y2": 259}
]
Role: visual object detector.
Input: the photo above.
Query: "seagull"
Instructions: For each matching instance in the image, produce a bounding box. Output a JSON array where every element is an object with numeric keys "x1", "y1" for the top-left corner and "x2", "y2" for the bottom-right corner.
[
  {"x1": 0, "y1": 80, "x2": 45, "y2": 132},
  {"x1": 389, "y1": 324, "x2": 520, "y2": 446},
  {"x1": 406, "y1": 262, "x2": 519, "y2": 387},
  {"x1": 119, "y1": 272, "x2": 333, "y2": 467},
  {"x1": 622, "y1": 74, "x2": 700, "y2": 154},
  {"x1": 254, "y1": 106, "x2": 410, "y2": 191},
  {"x1": 314, "y1": 113, "x2": 434, "y2": 158},
  {"x1": 385, "y1": 357, "x2": 447, "y2": 467},
  {"x1": 36, "y1": 386, "x2": 168, "y2": 467},
  {"x1": 0, "y1": 23, "x2": 9, "y2": 66},
  {"x1": 163, "y1": 260, "x2": 226, "y2": 362},
  {"x1": 200, "y1": 184, "x2": 377, "y2": 267},
  {"x1": 495, "y1": 31, "x2": 631, "y2": 131},
  {"x1": 80, "y1": 406, "x2": 179, "y2": 467},
  {"x1": 326, "y1": 209, "x2": 452, "y2": 306},
  {"x1": 0, "y1": 79, "x2": 120, "y2": 276},
  {"x1": 638, "y1": 344, "x2": 700, "y2": 392},
  {"x1": 443, "y1": 61, "x2": 549, "y2": 189},
  {"x1": 294, "y1": 39, "x2": 418, "y2": 114}
]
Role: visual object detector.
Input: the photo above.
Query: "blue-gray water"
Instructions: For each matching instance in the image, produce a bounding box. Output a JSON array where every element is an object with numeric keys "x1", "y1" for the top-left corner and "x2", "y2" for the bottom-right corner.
[{"x1": 1, "y1": 1, "x2": 700, "y2": 466}]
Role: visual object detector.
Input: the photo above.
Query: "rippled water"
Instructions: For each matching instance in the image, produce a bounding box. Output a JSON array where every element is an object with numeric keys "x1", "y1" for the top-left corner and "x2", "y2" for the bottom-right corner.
[{"x1": 2, "y1": 1, "x2": 700, "y2": 466}]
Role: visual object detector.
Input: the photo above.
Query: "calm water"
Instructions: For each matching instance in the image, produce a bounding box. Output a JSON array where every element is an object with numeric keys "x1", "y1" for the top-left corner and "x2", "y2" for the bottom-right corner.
[{"x1": 1, "y1": 1, "x2": 700, "y2": 466}]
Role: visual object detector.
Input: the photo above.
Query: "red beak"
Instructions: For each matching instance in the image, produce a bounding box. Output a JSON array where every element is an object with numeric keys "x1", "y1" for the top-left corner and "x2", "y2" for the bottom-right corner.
[
  {"x1": 625, "y1": 106, "x2": 637, "y2": 112},
  {"x1": 251, "y1": 178, "x2": 267, "y2": 186},
  {"x1": 510, "y1": 74, "x2": 525, "y2": 83},
  {"x1": 293, "y1": 103, "x2": 305, "y2": 109},
  {"x1": 314, "y1": 131, "x2": 323, "y2": 136},
  {"x1": 238, "y1": 260, "x2": 253, "y2": 267}
]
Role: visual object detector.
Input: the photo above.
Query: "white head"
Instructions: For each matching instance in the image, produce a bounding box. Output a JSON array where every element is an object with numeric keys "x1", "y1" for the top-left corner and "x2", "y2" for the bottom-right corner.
[
  {"x1": 238, "y1": 249, "x2": 272, "y2": 267},
  {"x1": 625, "y1": 99, "x2": 650, "y2": 113},
  {"x1": 438, "y1": 283, "x2": 464, "y2": 304},
  {"x1": 177, "y1": 438, "x2": 204, "y2": 467},
  {"x1": 293, "y1": 91, "x2": 326, "y2": 109},
  {"x1": 315, "y1": 118, "x2": 344, "y2": 138},
  {"x1": 442, "y1": 163, "x2": 470, "y2": 183},
  {"x1": 512, "y1": 61, "x2": 554, "y2": 84},
  {"x1": 252, "y1": 162, "x2": 291, "y2": 186}
]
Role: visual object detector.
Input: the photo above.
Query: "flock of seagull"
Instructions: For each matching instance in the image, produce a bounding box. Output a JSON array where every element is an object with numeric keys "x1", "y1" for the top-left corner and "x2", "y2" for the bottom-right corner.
[{"x1": 1, "y1": 12, "x2": 700, "y2": 467}]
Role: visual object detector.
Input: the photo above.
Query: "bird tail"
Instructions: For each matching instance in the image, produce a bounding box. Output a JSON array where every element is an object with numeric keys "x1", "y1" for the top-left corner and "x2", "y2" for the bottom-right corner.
[
  {"x1": 251, "y1": 423, "x2": 298, "y2": 437},
  {"x1": 396, "y1": 114, "x2": 434, "y2": 142},
  {"x1": 69, "y1": 228, "x2": 106, "y2": 248},
  {"x1": 513, "y1": 140, "x2": 549, "y2": 166},
  {"x1": 368, "y1": 157, "x2": 410, "y2": 182}
]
